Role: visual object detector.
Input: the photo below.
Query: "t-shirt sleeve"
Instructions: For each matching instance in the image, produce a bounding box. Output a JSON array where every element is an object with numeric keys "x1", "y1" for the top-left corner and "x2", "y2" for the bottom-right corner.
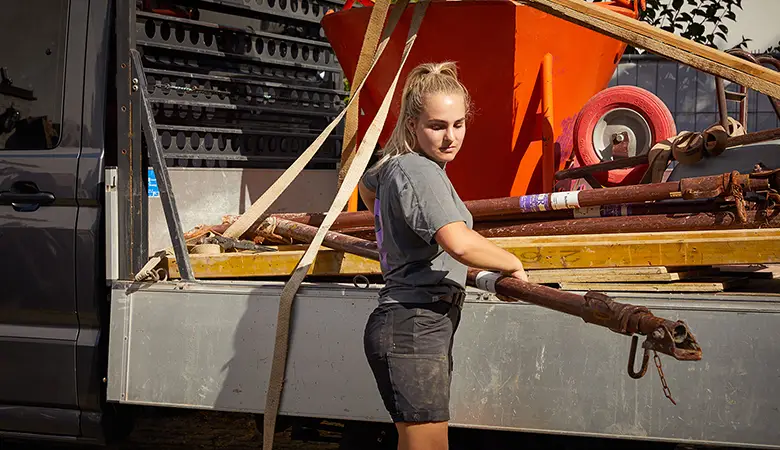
[
  {"x1": 362, "y1": 168, "x2": 379, "y2": 192},
  {"x1": 398, "y1": 164, "x2": 465, "y2": 244}
]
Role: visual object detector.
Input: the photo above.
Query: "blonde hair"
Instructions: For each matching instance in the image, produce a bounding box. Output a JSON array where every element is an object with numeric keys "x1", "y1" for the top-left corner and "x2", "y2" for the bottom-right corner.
[{"x1": 370, "y1": 61, "x2": 471, "y2": 170}]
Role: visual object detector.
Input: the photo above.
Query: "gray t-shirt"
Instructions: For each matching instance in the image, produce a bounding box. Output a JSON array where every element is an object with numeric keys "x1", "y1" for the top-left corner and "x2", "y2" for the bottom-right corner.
[{"x1": 362, "y1": 152, "x2": 474, "y2": 304}]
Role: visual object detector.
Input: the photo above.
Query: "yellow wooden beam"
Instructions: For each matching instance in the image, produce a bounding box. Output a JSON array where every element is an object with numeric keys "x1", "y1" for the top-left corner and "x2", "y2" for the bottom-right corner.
[
  {"x1": 168, "y1": 248, "x2": 381, "y2": 279},
  {"x1": 167, "y1": 229, "x2": 780, "y2": 279}
]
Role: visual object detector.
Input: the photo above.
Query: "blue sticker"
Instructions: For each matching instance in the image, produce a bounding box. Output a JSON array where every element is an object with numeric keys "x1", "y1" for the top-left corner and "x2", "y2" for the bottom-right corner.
[{"x1": 148, "y1": 168, "x2": 160, "y2": 198}]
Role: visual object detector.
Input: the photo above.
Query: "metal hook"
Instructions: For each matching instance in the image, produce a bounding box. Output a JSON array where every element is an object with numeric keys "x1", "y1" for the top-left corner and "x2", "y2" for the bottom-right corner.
[
  {"x1": 627, "y1": 335, "x2": 650, "y2": 379},
  {"x1": 353, "y1": 274, "x2": 370, "y2": 289}
]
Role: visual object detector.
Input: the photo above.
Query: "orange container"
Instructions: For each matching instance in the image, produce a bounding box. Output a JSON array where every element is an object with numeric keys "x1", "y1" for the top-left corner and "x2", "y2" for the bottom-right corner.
[{"x1": 321, "y1": 0, "x2": 637, "y2": 200}]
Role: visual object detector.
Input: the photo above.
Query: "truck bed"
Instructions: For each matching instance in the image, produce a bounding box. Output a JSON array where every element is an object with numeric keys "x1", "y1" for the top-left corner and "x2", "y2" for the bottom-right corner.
[{"x1": 108, "y1": 280, "x2": 780, "y2": 448}]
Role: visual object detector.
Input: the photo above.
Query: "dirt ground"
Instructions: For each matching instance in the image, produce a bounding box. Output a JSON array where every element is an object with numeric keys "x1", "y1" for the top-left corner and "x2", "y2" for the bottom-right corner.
[
  {"x1": 2, "y1": 411, "x2": 339, "y2": 450},
  {"x1": 0, "y1": 410, "x2": 746, "y2": 450}
]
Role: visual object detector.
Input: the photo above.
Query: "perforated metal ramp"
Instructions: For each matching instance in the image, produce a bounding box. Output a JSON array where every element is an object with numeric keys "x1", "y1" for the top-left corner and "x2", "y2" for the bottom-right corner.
[{"x1": 133, "y1": 0, "x2": 347, "y2": 168}]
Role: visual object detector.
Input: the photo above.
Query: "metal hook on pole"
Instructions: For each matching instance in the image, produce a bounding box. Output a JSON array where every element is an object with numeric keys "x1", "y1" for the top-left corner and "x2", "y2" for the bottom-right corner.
[{"x1": 627, "y1": 335, "x2": 650, "y2": 379}]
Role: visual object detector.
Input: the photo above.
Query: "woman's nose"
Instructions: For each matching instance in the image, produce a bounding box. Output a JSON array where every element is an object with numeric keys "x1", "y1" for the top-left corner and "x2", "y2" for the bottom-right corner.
[{"x1": 445, "y1": 127, "x2": 456, "y2": 142}]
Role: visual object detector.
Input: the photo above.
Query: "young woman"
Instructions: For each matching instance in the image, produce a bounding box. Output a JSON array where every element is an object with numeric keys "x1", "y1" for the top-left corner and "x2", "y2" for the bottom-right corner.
[{"x1": 358, "y1": 62, "x2": 529, "y2": 450}]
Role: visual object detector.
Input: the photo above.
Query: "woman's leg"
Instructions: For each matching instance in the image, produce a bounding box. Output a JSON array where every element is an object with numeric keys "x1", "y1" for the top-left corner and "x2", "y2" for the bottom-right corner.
[{"x1": 396, "y1": 421, "x2": 448, "y2": 450}]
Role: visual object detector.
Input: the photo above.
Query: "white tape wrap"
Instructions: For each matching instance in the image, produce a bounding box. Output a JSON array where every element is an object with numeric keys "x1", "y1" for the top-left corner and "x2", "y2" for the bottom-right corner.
[
  {"x1": 474, "y1": 271, "x2": 501, "y2": 293},
  {"x1": 550, "y1": 191, "x2": 581, "y2": 210}
]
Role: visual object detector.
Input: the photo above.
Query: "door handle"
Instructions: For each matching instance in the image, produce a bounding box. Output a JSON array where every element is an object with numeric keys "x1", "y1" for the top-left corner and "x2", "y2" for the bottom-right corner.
[{"x1": 0, "y1": 184, "x2": 56, "y2": 212}]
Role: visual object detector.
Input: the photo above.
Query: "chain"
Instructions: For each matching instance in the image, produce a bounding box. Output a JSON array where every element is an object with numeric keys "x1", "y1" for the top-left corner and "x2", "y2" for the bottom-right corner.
[{"x1": 653, "y1": 351, "x2": 677, "y2": 405}]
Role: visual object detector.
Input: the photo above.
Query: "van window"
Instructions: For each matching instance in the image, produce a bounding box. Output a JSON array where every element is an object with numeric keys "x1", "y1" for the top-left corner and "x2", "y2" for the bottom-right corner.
[{"x1": 0, "y1": 0, "x2": 69, "y2": 150}]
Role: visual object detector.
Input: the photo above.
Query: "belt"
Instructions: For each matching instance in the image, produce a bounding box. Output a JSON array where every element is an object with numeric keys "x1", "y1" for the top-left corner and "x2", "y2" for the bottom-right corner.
[{"x1": 434, "y1": 289, "x2": 466, "y2": 308}]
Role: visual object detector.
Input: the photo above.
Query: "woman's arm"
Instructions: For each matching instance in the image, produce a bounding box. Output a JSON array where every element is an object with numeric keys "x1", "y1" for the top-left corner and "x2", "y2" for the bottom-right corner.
[
  {"x1": 358, "y1": 181, "x2": 376, "y2": 215},
  {"x1": 435, "y1": 221, "x2": 528, "y2": 281}
]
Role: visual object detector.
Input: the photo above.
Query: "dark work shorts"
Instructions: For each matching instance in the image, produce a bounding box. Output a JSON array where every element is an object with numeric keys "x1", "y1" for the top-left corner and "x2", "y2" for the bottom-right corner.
[{"x1": 363, "y1": 295, "x2": 463, "y2": 423}]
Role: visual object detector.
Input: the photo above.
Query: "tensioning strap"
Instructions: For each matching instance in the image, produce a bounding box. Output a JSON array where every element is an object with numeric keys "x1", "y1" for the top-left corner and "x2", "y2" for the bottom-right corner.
[{"x1": 339, "y1": 0, "x2": 393, "y2": 187}]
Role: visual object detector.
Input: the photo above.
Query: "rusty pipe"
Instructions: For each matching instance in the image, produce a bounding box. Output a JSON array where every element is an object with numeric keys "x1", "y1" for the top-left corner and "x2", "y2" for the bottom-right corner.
[
  {"x1": 257, "y1": 217, "x2": 379, "y2": 260},
  {"x1": 313, "y1": 199, "x2": 736, "y2": 240},
  {"x1": 234, "y1": 199, "x2": 728, "y2": 240},
  {"x1": 227, "y1": 171, "x2": 766, "y2": 234},
  {"x1": 316, "y1": 207, "x2": 778, "y2": 242},
  {"x1": 190, "y1": 172, "x2": 770, "y2": 242},
  {"x1": 466, "y1": 269, "x2": 701, "y2": 362},
  {"x1": 194, "y1": 173, "x2": 768, "y2": 242},
  {"x1": 458, "y1": 172, "x2": 767, "y2": 218},
  {"x1": 474, "y1": 209, "x2": 779, "y2": 238},
  {"x1": 258, "y1": 218, "x2": 701, "y2": 362}
]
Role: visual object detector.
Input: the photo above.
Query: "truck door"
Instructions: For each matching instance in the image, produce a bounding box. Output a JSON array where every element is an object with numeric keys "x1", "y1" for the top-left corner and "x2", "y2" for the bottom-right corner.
[{"x1": 0, "y1": 0, "x2": 86, "y2": 437}]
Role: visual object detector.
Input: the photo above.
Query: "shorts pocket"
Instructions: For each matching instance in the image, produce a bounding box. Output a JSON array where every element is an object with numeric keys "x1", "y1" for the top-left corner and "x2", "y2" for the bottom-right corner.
[
  {"x1": 386, "y1": 351, "x2": 450, "y2": 420},
  {"x1": 412, "y1": 305, "x2": 453, "y2": 354}
]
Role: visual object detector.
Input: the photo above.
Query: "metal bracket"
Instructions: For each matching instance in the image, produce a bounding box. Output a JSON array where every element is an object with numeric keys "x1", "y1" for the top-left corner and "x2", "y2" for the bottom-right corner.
[{"x1": 130, "y1": 49, "x2": 195, "y2": 281}]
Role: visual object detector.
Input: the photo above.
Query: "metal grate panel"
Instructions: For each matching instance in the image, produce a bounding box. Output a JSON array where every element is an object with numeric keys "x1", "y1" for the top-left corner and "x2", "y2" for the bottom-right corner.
[{"x1": 134, "y1": 0, "x2": 345, "y2": 168}]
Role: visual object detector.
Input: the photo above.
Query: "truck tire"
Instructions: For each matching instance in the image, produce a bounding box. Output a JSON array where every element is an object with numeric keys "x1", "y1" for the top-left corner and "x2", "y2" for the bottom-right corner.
[{"x1": 573, "y1": 85, "x2": 677, "y2": 187}]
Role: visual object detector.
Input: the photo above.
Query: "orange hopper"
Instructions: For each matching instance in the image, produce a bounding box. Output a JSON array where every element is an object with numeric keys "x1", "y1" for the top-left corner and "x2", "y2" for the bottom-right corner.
[{"x1": 321, "y1": 0, "x2": 640, "y2": 200}]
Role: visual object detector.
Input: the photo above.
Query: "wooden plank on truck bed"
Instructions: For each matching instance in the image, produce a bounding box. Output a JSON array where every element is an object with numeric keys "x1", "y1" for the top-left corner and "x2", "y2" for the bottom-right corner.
[
  {"x1": 167, "y1": 229, "x2": 780, "y2": 279},
  {"x1": 517, "y1": 0, "x2": 780, "y2": 99},
  {"x1": 528, "y1": 268, "x2": 711, "y2": 283},
  {"x1": 168, "y1": 248, "x2": 382, "y2": 279},
  {"x1": 559, "y1": 278, "x2": 749, "y2": 293},
  {"x1": 526, "y1": 266, "x2": 697, "y2": 275}
]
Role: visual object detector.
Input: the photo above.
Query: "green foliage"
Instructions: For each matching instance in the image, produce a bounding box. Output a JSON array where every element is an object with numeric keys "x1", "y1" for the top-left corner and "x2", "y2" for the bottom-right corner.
[{"x1": 635, "y1": 0, "x2": 746, "y2": 50}]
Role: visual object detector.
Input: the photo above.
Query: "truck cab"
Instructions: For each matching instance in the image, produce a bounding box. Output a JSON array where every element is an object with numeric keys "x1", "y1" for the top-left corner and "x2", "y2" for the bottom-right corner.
[{"x1": 0, "y1": 0, "x2": 111, "y2": 442}]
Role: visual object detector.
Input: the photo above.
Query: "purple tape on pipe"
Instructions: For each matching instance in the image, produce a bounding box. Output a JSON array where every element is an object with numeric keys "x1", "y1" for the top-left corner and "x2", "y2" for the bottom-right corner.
[{"x1": 518, "y1": 194, "x2": 551, "y2": 212}]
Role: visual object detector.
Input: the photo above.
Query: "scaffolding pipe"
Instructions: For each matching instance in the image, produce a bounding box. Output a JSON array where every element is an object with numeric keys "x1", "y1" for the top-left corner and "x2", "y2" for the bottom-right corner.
[{"x1": 198, "y1": 172, "x2": 769, "y2": 240}]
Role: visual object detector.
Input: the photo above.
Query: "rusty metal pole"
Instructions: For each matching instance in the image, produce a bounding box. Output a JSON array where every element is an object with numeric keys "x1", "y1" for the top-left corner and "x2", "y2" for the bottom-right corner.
[
  {"x1": 187, "y1": 171, "x2": 773, "y2": 243},
  {"x1": 474, "y1": 209, "x2": 780, "y2": 238},
  {"x1": 260, "y1": 217, "x2": 379, "y2": 260},
  {"x1": 465, "y1": 269, "x2": 701, "y2": 362},
  {"x1": 216, "y1": 198, "x2": 725, "y2": 237},
  {"x1": 286, "y1": 207, "x2": 779, "y2": 242},
  {"x1": 715, "y1": 76, "x2": 730, "y2": 130},
  {"x1": 471, "y1": 172, "x2": 768, "y2": 218},
  {"x1": 258, "y1": 217, "x2": 702, "y2": 365},
  {"x1": 208, "y1": 171, "x2": 769, "y2": 236}
]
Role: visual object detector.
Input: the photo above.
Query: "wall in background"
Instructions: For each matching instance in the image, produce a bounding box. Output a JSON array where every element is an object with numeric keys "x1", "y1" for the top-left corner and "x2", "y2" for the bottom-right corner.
[{"x1": 608, "y1": 56, "x2": 779, "y2": 133}]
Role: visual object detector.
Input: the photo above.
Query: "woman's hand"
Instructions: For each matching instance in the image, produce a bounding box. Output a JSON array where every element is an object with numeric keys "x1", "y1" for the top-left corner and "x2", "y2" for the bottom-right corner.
[
  {"x1": 495, "y1": 267, "x2": 528, "y2": 302},
  {"x1": 507, "y1": 267, "x2": 529, "y2": 282}
]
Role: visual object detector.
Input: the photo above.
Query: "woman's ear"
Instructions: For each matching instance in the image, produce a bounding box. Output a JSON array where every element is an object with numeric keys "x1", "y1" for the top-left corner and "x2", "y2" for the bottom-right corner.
[{"x1": 406, "y1": 118, "x2": 416, "y2": 133}]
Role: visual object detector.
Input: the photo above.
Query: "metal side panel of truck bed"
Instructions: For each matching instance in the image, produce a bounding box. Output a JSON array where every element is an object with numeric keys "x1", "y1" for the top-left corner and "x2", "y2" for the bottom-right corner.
[{"x1": 107, "y1": 280, "x2": 780, "y2": 448}]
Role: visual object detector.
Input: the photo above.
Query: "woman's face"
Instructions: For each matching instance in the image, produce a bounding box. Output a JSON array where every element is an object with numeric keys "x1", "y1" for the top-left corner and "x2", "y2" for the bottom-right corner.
[{"x1": 409, "y1": 92, "x2": 466, "y2": 164}]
